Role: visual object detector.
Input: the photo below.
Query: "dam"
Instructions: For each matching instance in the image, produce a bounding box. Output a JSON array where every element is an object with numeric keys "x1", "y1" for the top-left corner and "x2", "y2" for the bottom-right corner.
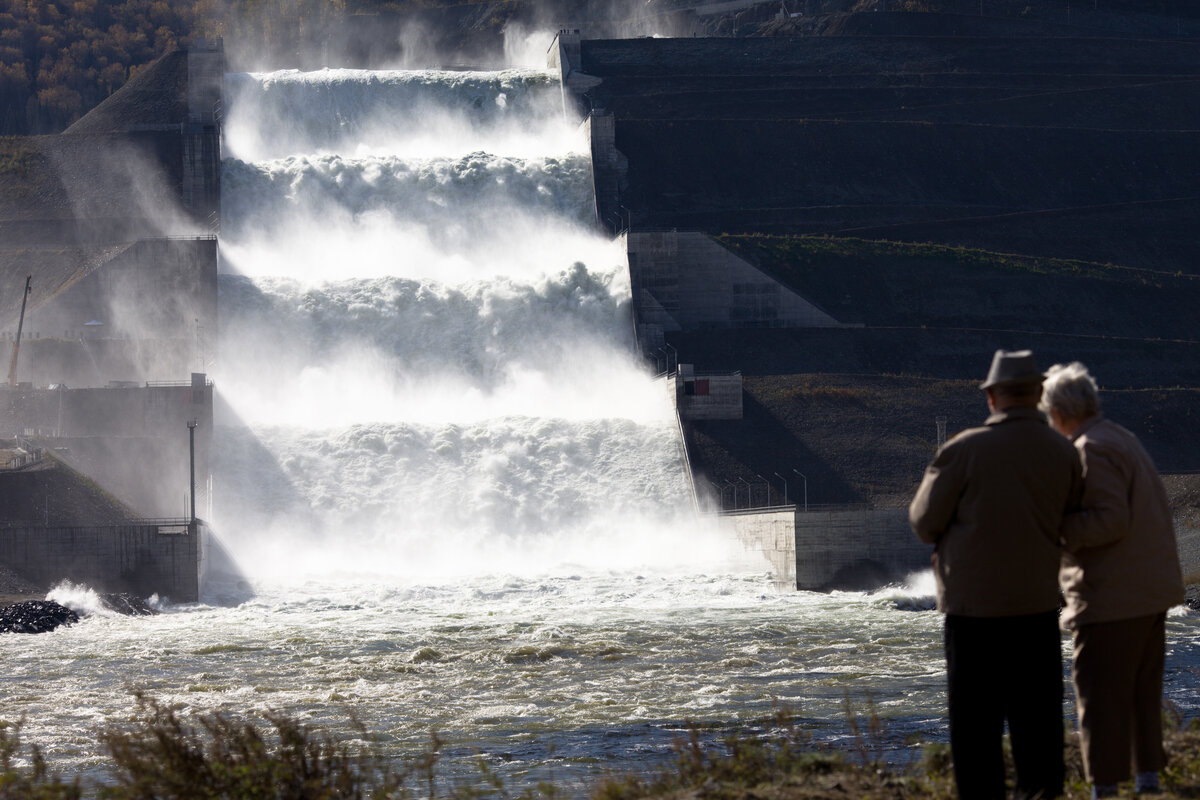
[
  {"x1": 5, "y1": 13, "x2": 1200, "y2": 598},
  {"x1": 0, "y1": 36, "x2": 928, "y2": 595}
]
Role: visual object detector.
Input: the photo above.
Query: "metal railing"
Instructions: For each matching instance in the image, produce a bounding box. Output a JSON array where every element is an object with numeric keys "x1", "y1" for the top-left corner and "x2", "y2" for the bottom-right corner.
[
  {"x1": 124, "y1": 517, "x2": 197, "y2": 527},
  {"x1": 0, "y1": 518, "x2": 201, "y2": 531},
  {"x1": 1, "y1": 447, "x2": 43, "y2": 470},
  {"x1": 717, "y1": 500, "x2": 874, "y2": 516},
  {"x1": 143, "y1": 383, "x2": 214, "y2": 393}
]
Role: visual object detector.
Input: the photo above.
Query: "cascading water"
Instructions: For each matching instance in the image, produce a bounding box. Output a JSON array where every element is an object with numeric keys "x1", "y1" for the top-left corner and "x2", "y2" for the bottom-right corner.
[
  {"x1": 213, "y1": 67, "x2": 716, "y2": 579},
  {"x1": 4, "y1": 62, "x2": 1198, "y2": 791}
]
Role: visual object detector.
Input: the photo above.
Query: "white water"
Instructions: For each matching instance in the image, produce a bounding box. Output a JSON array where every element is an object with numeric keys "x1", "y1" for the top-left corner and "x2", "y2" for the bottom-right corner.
[
  {"x1": 6, "y1": 65, "x2": 1199, "y2": 790},
  {"x1": 212, "y1": 67, "x2": 713, "y2": 582}
]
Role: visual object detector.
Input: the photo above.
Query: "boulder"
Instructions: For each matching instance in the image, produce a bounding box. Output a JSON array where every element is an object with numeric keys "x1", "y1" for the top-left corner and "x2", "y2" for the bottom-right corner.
[{"x1": 0, "y1": 600, "x2": 79, "y2": 634}]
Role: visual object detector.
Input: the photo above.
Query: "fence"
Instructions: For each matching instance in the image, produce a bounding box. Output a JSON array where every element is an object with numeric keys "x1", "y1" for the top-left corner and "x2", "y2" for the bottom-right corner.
[{"x1": 1, "y1": 438, "x2": 44, "y2": 471}]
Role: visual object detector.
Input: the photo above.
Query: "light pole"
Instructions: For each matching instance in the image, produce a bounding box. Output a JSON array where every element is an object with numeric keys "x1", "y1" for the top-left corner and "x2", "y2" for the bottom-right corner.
[
  {"x1": 773, "y1": 472, "x2": 788, "y2": 505},
  {"x1": 792, "y1": 469, "x2": 808, "y2": 512},
  {"x1": 736, "y1": 477, "x2": 752, "y2": 509},
  {"x1": 187, "y1": 419, "x2": 198, "y2": 523},
  {"x1": 756, "y1": 474, "x2": 770, "y2": 507},
  {"x1": 709, "y1": 480, "x2": 731, "y2": 511}
]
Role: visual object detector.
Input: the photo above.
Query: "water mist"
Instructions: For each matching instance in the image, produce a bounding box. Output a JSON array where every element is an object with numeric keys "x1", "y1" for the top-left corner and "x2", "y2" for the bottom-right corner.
[{"x1": 213, "y1": 66, "x2": 739, "y2": 585}]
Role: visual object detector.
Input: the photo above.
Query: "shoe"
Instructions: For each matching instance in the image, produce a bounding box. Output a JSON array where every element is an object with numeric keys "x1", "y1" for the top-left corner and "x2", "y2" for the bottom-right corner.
[{"x1": 1135, "y1": 771, "x2": 1160, "y2": 794}]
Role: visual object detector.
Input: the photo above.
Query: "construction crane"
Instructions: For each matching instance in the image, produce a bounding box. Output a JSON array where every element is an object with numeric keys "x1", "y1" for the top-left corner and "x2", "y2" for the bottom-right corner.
[{"x1": 7, "y1": 275, "x2": 32, "y2": 388}]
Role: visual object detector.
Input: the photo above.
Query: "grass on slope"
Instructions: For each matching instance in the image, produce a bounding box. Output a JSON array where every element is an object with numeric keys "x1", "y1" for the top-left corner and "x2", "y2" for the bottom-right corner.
[{"x1": 715, "y1": 234, "x2": 1200, "y2": 336}]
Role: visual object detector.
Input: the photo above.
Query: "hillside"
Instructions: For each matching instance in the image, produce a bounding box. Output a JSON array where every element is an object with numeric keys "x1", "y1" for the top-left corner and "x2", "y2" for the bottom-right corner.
[
  {"x1": 0, "y1": 448, "x2": 138, "y2": 529},
  {"x1": 716, "y1": 236, "x2": 1200, "y2": 332},
  {"x1": 670, "y1": 238, "x2": 1200, "y2": 516},
  {"x1": 578, "y1": 30, "x2": 1200, "y2": 272}
]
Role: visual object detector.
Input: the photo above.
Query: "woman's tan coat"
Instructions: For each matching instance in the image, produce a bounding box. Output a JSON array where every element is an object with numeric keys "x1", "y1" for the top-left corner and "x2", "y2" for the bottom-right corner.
[{"x1": 1059, "y1": 416, "x2": 1185, "y2": 629}]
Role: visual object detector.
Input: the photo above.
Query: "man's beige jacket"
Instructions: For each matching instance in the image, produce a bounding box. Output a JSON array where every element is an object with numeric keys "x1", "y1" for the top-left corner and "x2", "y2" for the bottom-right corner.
[
  {"x1": 910, "y1": 407, "x2": 1083, "y2": 617},
  {"x1": 1059, "y1": 416, "x2": 1185, "y2": 629}
]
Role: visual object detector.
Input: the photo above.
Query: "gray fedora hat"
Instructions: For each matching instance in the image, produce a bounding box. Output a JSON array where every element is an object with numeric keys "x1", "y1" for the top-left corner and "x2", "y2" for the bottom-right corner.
[{"x1": 980, "y1": 349, "x2": 1044, "y2": 389}]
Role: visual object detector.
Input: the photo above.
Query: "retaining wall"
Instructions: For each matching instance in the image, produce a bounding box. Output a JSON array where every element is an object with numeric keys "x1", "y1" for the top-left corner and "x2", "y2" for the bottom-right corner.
[
  {"x1": 733, "y1": 505, "x2": 931, "y2": 591},
  {"x1": 1, "y1": 376, "x2": 213, "y2": 517},
  {"x1": 0, "y1": 521, "x2": 204, "y2": 601},
  {"x1": 627, "y1": 231, "x2": 841, "y2": 339},
  {"x1": 674, "y1": 367, "x2": 742, "y2": 420},
  {"x1": 730, "y1": 507, "x2": 798, "y2": 588},
  {"x1": 183, "y1": 39, "x2": 223, "y2": 225}
]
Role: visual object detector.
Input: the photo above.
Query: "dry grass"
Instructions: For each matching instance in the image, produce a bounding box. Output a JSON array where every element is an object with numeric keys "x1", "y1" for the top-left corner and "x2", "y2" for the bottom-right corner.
[{"x1": 2, "y1": 697, "x2": 1200, "y2": 800}]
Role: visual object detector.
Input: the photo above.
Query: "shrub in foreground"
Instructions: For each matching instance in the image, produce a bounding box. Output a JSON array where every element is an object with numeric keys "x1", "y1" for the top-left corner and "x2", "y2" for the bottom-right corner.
[{"x1": 2, "y1": 697, "x2": 1200, "y2": 800}]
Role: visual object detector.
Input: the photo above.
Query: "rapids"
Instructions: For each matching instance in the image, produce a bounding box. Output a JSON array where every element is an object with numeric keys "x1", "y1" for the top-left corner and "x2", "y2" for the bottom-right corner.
[{"x1": 4, "y1": 63, "x2": 1198, "y2": 793}]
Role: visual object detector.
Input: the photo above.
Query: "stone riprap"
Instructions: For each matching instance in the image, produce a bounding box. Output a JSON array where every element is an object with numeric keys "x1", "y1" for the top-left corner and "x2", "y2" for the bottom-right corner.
[{"x1": 0, "y1": 600, "x2": 78, "y2": 634}]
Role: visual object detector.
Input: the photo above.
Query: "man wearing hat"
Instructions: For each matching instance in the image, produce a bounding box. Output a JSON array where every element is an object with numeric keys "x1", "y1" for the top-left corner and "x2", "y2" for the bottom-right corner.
[{"x1": 910, "y1": 349, "x2": 1083, "y2": 800}]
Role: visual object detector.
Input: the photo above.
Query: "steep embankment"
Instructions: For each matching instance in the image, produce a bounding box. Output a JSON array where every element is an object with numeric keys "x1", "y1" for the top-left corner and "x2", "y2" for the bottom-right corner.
[
  {"x1": 0, "y1": 450, "x2": 137, "y2": 528},
  {"x1": 673, "y1": 236, "x2": 1200, "y2": 519},
  {"x1": 582, "y1": 30, "x2": 1200, "y2": 271}
]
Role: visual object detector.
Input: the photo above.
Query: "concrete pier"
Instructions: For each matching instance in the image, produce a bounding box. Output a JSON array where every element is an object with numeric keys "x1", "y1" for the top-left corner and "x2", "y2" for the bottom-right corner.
[
  {"x1": 0, "y1": 521, "x2": 206, "y2": 602},
  {"x1": 731, "y1": 505, "x2": 930, "y2": 591}
]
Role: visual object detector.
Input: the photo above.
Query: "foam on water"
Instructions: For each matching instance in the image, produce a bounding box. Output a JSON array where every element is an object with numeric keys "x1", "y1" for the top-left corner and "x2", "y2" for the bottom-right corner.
[
  {"x1": 223, "y1": 68, "x2": 575, "y2": 161},
  {"x1": 215, "y1": 264, "x2": 655, "y2": 424},
  {"x1": 212, "y1": 66, "x2": 724, "y2": 584},
  {"x1": 219, "y1": 151, "x2": 598, "y2": 282}
]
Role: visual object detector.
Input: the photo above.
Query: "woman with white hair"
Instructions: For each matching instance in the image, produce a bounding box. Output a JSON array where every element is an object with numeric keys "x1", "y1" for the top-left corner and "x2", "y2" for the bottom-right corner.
[{"x1": 1041, "y1": 362, "x2": 1186, "y2": 798}]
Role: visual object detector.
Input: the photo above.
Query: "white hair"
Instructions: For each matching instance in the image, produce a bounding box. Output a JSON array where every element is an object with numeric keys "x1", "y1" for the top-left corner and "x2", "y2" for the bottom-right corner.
[{"x1": 1040, "y1": 361, "x2": 1100, "y2": 420}]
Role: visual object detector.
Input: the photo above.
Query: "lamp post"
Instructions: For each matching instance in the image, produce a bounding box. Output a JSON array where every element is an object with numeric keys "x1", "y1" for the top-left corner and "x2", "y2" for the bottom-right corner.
[
  {"x1": 735, "y1": 477, "x2": 752, "y2": 509},
  {"x1": 792, "y1": 469, "x2": 808, "y2": 512},
  {"x1": 756, "y1": 474, "x2": 770, "y2": 507},
  {"x1": 187, "y1": 419, "x2": 198, "y2": 523},
  {"x1": 710, "y1": 480, "x2": 731, "y2": 511},
  {"x1": 773, "y1": 472, "x2": 788, "y2": 505}
]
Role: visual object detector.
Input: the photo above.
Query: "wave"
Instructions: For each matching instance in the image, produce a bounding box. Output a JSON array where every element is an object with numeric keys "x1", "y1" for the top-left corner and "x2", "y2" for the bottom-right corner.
[
  {"x1": 220, "y1": 151, "x2": 595, "y2": 241},
  {"x1": 212, "y1": 416, "x2": 698, "y2": 578},
  {"x1": 211, "y1": 66, "x2": 705, "y2": 584},
  {"x1": 223, "y1": 68, "x2": 575, "y2": 161}
]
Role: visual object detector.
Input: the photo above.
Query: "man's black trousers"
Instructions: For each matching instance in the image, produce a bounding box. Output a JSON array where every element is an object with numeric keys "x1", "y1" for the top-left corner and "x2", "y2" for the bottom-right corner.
[{"x1": 945, "y1": 610, "x2": 1064, "y2": 800}]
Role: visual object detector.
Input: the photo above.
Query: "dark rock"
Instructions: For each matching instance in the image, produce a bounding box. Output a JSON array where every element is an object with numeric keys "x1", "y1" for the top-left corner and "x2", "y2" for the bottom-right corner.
[
  {"x1": 0, "y1": 600, "x2": 79, "y2": 634},
  {"x1": 889, "y1": 594, "x2": 937, "y2": 613},
  {"x1": 1186, "y1": 585, "x2": 1200, "y2": 612},
  {"x1": 100, "y1": 593, "x2": 157, "y2": 616}
]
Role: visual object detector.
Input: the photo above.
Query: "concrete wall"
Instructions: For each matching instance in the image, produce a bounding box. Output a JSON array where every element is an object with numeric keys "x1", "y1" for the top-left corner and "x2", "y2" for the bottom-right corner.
[
  {"x1": 626, "y1": 231, "x2": 842, "y2": 347},
  {"x1": 586, "y1": 113, "x2": 625, "y2": 231},
  {"x1": 674, "y1": 365, "x2": 742, "y2": 420},
  {"x1": 550, "y1": 31, "x2": 602, "y2": 120},
  {"x1": 3, "y1": 377, "x2": 214, "y2": 438},
  {"x1": 732, "y1": 505, "x2": 932, "y2": 591},
  {"x1": 794, "y1": 508, "x2": 930, "y2": 591},
  {"x1": 8, "y1": 237, "x2": 218, "y2": 387},
  {"x1": 1, "y1": 376, "x2": 214, "y2": 517},
  {"x1": 730, "y1": 507, "x2": 798, "y2": 588},
  {"x1": 0, "y1": 521, "x2": 204, "y2": 601},
  {"x1": 183, "y1": 39, "x2": 223, "y2": 226}
]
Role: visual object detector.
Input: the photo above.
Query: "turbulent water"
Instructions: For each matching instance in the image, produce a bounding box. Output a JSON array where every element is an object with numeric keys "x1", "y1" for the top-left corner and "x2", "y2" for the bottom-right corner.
[{"x1": 5, "y1": 65, "x2": 1200, "y2": 790}]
